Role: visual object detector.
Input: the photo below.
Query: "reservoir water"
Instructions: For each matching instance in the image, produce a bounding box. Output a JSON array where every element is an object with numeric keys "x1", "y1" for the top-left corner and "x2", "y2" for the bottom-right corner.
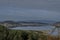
[
  {"x1": 10, "y1": 25, "x2": 54, "y2": 30},
  {"x1": 9, "y1": 25, "x2": 58, "y2": 35}
]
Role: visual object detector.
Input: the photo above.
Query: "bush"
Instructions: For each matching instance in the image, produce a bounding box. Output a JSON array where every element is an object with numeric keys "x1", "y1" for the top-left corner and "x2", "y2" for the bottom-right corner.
[{"x1": 21, "y1": 31, "x2": 29, "y2": 40}]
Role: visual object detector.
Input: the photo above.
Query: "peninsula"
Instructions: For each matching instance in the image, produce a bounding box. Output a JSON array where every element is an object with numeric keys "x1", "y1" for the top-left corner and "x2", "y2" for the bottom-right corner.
[{"x1": 0, "y1": 21, "x2": 48, "y2": 28}]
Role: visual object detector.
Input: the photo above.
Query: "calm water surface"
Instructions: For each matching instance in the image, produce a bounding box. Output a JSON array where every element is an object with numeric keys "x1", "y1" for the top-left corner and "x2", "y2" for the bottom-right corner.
[
  {"x1": 9, "y1": 25, "x2": 58, "y2": 35},
  {"x1": 9, "y1": 25, "x2": 54, "y2": 30}
]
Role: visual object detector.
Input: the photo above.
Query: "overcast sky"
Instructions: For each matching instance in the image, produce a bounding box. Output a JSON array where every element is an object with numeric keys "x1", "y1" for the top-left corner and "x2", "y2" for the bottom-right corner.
[{"x1": 0, "y1": 0, "x2": 60, "y2": 21}]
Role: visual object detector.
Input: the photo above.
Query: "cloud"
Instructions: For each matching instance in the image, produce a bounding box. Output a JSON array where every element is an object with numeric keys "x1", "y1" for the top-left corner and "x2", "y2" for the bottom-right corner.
[
  {"x1": 0, "y1": 0, "x2": 47, "y2": 9},
  {"x1": 0, "y1": 0, "x2": 60, "y2": 12},
  {"x1": 0, "y1": 0, "x2": 60, "y2": 21},
  {"x1": 0, "y1": 7, "x2": 60, "y2": 21},
  {"x1": 48, "y1": 0, "x2": 60, "y2": 12}
]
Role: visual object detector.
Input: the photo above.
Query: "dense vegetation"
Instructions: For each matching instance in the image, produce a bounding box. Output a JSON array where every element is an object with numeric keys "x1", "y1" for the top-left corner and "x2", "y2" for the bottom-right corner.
[
  {"x1": 0, "y1": 25, "x2": 47, "y2": 40},
  {"x1": 0, "y1": 25, "x2": 60, "y2": 40}
]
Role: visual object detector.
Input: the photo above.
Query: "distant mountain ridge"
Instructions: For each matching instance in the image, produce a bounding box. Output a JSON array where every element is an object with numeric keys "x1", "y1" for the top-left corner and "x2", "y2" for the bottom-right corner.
[
  {"x1": 0, "y1": 20, "x2": 58, "y2": 24},
  {"x1": 26, "y1": 20, "x2": 57, "y2": 24}
]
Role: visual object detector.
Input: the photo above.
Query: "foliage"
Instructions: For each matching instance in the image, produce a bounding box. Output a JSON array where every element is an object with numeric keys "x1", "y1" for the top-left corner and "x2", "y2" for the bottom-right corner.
[{"x1": 0, "y1": 25, "x2": 56, "y2": 40}]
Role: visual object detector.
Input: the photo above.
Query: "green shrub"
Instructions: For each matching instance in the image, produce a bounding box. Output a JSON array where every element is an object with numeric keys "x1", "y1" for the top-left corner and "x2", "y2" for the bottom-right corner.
[{"x1": 21, "y1": 31, "x2": 29, "y2": 40}]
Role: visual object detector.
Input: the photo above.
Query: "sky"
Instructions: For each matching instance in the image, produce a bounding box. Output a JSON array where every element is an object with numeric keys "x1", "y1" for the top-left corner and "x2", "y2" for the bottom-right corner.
[{"x1": 0, "y1": 0, "x2": 60, "y2": 21}]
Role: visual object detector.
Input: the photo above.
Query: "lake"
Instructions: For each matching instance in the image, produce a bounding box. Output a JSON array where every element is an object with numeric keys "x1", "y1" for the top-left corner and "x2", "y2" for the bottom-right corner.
[
  {"x1": 9, "y1": 25, "x2": 54, "y2": 30},
  {"x1": 9, "y1": 25, "x2": 58, "y2": 35}
]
